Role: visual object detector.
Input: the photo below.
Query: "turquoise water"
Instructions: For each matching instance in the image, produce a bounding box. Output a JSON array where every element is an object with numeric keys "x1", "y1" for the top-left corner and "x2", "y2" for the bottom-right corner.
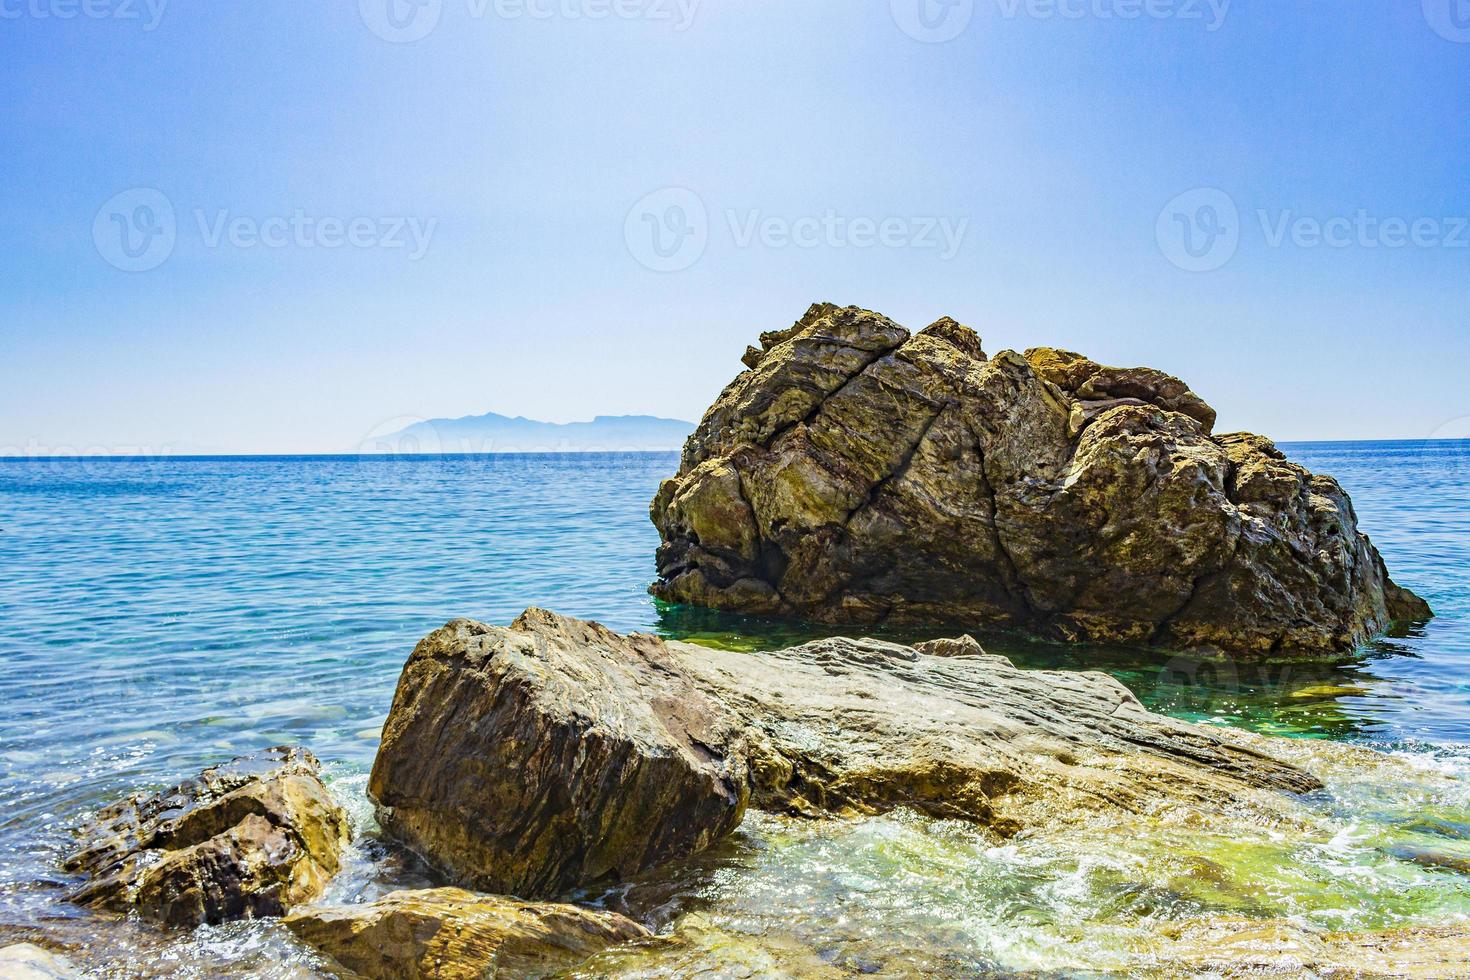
[{"x1": 0, "y1": 443, "x2": 1466, "y2": 972}]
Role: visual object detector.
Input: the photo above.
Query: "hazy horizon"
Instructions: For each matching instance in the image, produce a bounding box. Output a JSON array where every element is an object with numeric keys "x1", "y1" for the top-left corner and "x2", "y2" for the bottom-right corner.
[{"x1": 4, "y1": 3, "x2": 1468, "y2": 454}]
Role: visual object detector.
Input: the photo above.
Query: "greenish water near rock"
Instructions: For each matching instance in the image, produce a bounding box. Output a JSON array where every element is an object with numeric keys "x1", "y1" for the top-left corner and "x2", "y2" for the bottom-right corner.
[{"x1": 1, "y1": 442, "x2": 1466, "y2": 975}]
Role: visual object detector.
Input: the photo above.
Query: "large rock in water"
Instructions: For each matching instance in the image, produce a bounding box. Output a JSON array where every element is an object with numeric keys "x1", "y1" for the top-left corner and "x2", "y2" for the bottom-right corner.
[
  {"x1": 284, "y1": 887, "x2": 649, "y2": 980},
  {"x1": 63, "y1": 747, "x2": 351, "y2": 926},
  {"x1": 650, "y1": 304, "x2": 1431, "y2": 656},
  {"x1": 370, "y1": 609, "x2": 1320, "y2": 899}
]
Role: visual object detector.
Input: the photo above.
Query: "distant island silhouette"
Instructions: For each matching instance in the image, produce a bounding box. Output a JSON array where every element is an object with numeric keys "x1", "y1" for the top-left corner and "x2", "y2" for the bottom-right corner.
[{"x1": 365, "y1": 413, "x2": 694, "y2": 454}]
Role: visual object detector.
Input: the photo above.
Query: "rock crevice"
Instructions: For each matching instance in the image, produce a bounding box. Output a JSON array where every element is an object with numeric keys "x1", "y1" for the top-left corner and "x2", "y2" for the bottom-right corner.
[
  {"x1": 651, "y1": 303, "x2": 1431, "y2": 656},
  {"x1": 369, "y1": 609, "x2": 1323, "y2": 900},
  {"x1": 62, "y1": 747, "x2": 350, "y2": 927}
]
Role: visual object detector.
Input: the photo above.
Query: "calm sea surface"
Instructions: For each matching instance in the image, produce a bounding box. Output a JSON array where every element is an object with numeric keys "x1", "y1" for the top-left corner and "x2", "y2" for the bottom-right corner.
[{"x1": 1, "y1": 443, "x2": 1467, "y2": 974}]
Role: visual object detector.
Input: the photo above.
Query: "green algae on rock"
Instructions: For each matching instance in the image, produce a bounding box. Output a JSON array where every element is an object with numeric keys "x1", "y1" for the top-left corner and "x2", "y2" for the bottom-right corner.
[
  {"x1": 62, "y1": 747, "x2": 351, "y2": 927},
  {"x1": 368, "y1": 609, "x2": 1320, "y2": 900},
  {"x1": 650, "y1": 303, "x2": 1431, "y2": 657},
  {"x1": 565, "y1": 734, "x2": 1470, "y2": 979}
]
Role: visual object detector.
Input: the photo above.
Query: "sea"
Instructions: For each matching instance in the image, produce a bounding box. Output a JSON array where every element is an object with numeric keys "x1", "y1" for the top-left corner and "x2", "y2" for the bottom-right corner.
[{"x1": 1, "y1": 442, "x2": 1467, "y2": 976}]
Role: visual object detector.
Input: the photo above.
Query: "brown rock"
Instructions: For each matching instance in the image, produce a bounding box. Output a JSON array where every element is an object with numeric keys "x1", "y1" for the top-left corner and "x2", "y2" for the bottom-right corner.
[
  {"x1": 0, "y1": 944, "x2": 78, "y2": 979},
  {"x1": 368, "y1": 611, "x2": 750, "y2": 899},
  {"x1": 370, "y1": 609, "x2": 1320, "y2": 898},
  {"x1": 651, "y1": 304, "x2": 1430, "y2": 657},
  {"x1": 284, "y1": 887, "x2": 649, "y2": 980},
  {"x1": 1150, "y1": 917, "x2": 1470, "y2": 979},
  {"x1": 63, "y1": 746, "x2": 350, "y2": 927}
]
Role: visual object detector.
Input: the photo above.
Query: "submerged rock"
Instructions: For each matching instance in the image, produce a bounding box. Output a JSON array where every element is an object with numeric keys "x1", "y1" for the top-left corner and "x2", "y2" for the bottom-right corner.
[
  {"x1": 284, "y1": 887, "x2": 649, "y2": 980},
  {"x1": 63, "y1": 746, "x2": 350, "y2": 927},
  {"x1": 650, "y1": 303, "x2": 1431, "y2": 656},
  {"x1": 0, "y1": 944, "x2": 78, "y2": 979},
  {"x1": 370, "y1": 609, "x2": 1319, "y2": 899},
  {"x1": 1150, "y1": 917, "x2": 1470, "y2": 979}
]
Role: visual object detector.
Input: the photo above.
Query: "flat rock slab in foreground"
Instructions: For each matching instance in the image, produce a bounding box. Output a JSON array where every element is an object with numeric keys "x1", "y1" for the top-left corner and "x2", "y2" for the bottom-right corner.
[
  {"x1": 63, "y1": 746, "x2": 351, "y2": 927},
  {"x1": 651, "y1": 303, "x2": 1431, "y2": 656},
  {"x1": 284, "y1": 887, "x2": 649, "y2": 980},
  {"x1": 0, "y1": 944, "x2": 78, "y2": 979},
  {"x1": 369, "y1": 609, "x2": 1321, "y2": 899}
]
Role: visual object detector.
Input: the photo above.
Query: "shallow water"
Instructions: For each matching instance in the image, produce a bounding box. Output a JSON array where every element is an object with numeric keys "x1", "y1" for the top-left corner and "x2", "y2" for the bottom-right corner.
[{"x1": 0, "y1": 443, "x2": 1466, "y2": 975}]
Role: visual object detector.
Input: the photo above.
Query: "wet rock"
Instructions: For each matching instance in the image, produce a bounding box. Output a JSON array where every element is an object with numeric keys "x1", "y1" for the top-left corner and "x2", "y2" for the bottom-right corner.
[
  {"x1": 1289, "y1": 683, "x2": 1371, "y2": 701},
  {"x1": 912, "y1": 634, "x2": 991, "y2": 658},
  {"x1": 566, "y1": 913, "x2": 851, "y2": 978},
  {"x1": 1151, "y1": 917, "x2": 1470, "y2": 979},
  {"x1": 284, "y1": 887, "x2": 649, "y2": 980},
  {"x1": 368, "y1": 612, "x2": 750, "y2": 899},
  {"x1": 651, "y1": 303, "x2": 1430, "y2": 657},
  {"x1": 1388, "y1": 844, "x2": 1470, "y2": 876},
  {"x1": 0, "y1": 944, "x2": 78, "y2": 979},
  {"x1": 370, "y1": 609, "x2": 1320, "y2": 898},
  {"x1": 63, "y1": 746, "x2": 350, "y2": 927}
]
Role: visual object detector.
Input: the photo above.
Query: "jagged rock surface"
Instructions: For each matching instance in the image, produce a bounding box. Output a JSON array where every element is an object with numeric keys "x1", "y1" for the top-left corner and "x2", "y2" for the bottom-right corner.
[
  {"x1": 651, "y1": 304, "x2": 1431, "y2": 656},
  {"x1": 284, "y1": 887, "x2": 649, "y2": 980},
  {"x1": 369, "y1": 609, "x2": 1320, "y2": 899},
  {"x1": 368, "y1": 610, "x2": 750, "y2": 899},
  {"x1": 62, "y1": 747, "x2": 350, "y2": 927}
]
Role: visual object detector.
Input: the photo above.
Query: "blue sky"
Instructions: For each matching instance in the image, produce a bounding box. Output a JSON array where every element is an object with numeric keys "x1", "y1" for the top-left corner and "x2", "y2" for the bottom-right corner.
[{"x1": 2, "y1": 0, "x2": 1467, "y2": 453}]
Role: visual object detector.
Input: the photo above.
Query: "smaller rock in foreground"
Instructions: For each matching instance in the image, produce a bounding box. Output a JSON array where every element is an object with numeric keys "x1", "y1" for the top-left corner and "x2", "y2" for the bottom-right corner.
[
  {"x1": 0, "y1": 944, "x2": 79, "y2": 979},
  {"x1": 369, "y1": 611, "x2": 749, "y2": 899},
  {"x1": 63, "y1": 746, "x2": 351, "y2": 927},
  {"x1": 284, "y1": 887, "x2": 650, "y2": 980}
]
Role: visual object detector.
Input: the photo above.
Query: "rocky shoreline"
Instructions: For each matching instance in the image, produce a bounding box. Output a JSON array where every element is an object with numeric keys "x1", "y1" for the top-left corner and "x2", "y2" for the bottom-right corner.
[
  {"x1": 652, "y1": 304, "x2": 1430, "y2": 656},
  {"x1": 32, "y1": 609, "x2": 1469, "y2": 978},
  {"x1": 19, "y1": 312, "x2": 1459, "y2": 977}
]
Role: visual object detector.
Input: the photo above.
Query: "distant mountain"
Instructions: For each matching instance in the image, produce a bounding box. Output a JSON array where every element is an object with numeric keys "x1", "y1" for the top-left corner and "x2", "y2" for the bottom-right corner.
[{"x1": 362, "y1": 413, "x2": 694, "y2": 454}]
